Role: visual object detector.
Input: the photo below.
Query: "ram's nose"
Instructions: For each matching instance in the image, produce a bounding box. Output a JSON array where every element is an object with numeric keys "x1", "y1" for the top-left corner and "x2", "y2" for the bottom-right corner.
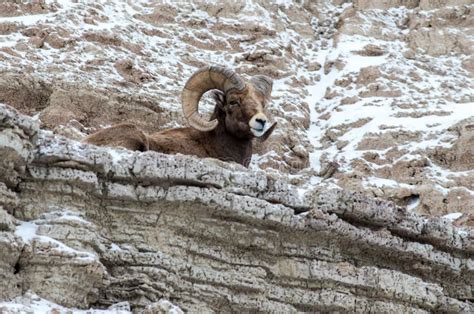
[{"x1": 255, "y1": 118, "x2": 266, "y2": 128}]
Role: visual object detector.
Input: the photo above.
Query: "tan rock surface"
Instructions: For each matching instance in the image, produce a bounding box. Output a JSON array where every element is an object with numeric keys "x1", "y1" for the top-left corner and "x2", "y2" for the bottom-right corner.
[
  {"x1": 313, "y1": 1, "x2": 474, "y2": 217},
  {"x1": 0, "y1": 100, "x2": 472, "y2": 312},
  {"x1": 429, "y1": 117, "x2": 474, "y2": 172}
]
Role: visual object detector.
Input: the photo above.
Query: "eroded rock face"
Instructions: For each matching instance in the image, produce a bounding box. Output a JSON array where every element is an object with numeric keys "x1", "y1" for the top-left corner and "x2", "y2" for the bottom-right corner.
[
  {"x1": 354, "y1": 0, "x2": 473, "y2": 10},
  {"x1": 313, "y1": 1, "x2": 474, "y2": 217},
  {"x1": 0, "y1": 0, "x2": 56, "y2": 18},
  {"x1": 407, "y1": 28, "x2": 473, "y2": 57},
  {"x1": 0, "y1": 104, "x2": 472, "y2": 312},
  {"x1": 419, "y1": 0, "x2": 473, "y2": 10},
  {"x1": 429, "y1": 117, "x2": 474, "y2": 172}
]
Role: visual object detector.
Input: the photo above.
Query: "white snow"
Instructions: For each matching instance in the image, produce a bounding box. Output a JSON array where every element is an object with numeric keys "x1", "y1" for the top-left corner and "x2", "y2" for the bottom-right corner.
[
  {"x1": 296, "y1": 6, "x2": 474, "y2": 202},
  {"x1": 363, "y1": 176, "x2": 414, "y2": 190},
  {"x1": 110, "y1": 243, "x2": 123, "y2": 252},
  {"x1": 406, "y1": 195, "x2": 421, "y2": 211},
  {"x1": 303, "y1": 34, "x2": 393, "y2": 174},
  {"x1": 442, "y1": 212, "x2": 463, "y2": 221},
  {"x1": 0, "y1": 13, "x2": 53, "y2": 25},
  {"x1": 14, "y1": 221, "x2": 38, "y2": 243},
  {"x1": 109, "y1": 149, "x2": 125, "y2": 164},
  {"x1": 0, "y1": 291, "x2": 131, "y2": 314},
  {"x1": 40, "y1": 209, "x2": 92, "y2": 225},
  {"x1": 14, "y1": 218, "x2": 98, "y2": 262}
]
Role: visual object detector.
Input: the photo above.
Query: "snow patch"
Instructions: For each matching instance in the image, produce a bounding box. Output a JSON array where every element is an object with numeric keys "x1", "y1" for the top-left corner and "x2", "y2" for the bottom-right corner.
[
  {"x1": 14, "y1": 221, "x2": 38, "y2": 243},
  {"x1": 14, "y1": 218, "x2": 97, "y2": 262},
  {"x1": 109, "y1": 149, "x2": 125, "y2": 164},
  {"x1": 406, "y1": 195, "x2": 420, "y2": 211},
  {"x1": 110, "y1": 243, "x2": 123, "y2": 252},
  {"x1": 442, "y1": 212, "x2": 463, "y2": 221},
  {"x1": 0, "y1": 291, "x2": 131, "y2": 314}
]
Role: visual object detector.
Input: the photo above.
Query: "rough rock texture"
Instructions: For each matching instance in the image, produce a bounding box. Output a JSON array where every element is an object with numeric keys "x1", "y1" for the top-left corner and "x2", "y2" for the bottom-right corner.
[
  {"x1": 316, "y1": 1, "x2": 474, "y2": 216},
  {"x1": 0, "y1": 290, "x2": 181, "y2": 314},
  {"x1": 1, "y1": 104, "x2": 473, "y2": 312},
  {"x1": 428, "y1": 117, "x2": 474, "y2": 172}
]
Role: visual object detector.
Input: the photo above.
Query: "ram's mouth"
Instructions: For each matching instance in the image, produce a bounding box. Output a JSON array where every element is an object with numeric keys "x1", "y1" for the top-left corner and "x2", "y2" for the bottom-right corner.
[{"x1": 251, "y1": 127, "x2": 265, "y2": 137}]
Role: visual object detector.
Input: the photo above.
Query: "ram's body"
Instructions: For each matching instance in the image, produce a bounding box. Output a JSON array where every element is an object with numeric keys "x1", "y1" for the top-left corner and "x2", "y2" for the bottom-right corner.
[{"x1": 84, "y1": 66, "x2": 276, "y2": 167}]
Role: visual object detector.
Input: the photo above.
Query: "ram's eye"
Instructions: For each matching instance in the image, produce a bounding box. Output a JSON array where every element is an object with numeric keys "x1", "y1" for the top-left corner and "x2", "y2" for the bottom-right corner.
[{"x1": 229, "y1": 101, "x2": 239, "y2": 107}]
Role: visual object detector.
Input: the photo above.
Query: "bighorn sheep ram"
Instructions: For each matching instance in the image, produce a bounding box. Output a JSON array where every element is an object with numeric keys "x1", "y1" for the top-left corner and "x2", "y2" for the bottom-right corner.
[{"x1": 84, "y1": 66, "x2": 276, "y2": 167}]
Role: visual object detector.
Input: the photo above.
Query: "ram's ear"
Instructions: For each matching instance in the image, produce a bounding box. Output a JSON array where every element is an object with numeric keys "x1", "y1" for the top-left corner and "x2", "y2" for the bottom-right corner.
[
  {"x1": 257, "y1": 122, "x2": 277, "y2": 143},
  {"x1": 251, "y1": 75, "x2": 273, "y2": 101},
  {"x1": 210, "y1": 90, "x2": 225, "y2": 120},
  {"x1": 212, "y1": 90, "x2": 226, "y2": 109}
]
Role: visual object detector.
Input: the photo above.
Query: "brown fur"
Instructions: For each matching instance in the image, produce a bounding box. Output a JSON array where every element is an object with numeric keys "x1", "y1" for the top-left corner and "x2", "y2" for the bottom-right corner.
[
  {"x1": 84, "y1": 123, "x2": 150, "y2": 152},
  {"x1": 84, "y1": 81, "x2": 275, "y2": 167}
]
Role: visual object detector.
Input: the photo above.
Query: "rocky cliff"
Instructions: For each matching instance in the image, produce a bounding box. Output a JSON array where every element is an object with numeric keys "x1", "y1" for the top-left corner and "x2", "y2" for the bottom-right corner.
[
  {"x1": 0, "y1": 104, "x2": 473, "y2": 312},
  {"x1": 0, "y1": 0, "x2": 473, "y2": 312}
]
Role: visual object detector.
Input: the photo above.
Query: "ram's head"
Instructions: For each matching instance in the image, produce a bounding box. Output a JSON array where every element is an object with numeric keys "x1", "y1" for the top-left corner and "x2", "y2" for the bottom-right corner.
[{"x1": 182, "y1": 66, "x2": 276, "y2": 140}]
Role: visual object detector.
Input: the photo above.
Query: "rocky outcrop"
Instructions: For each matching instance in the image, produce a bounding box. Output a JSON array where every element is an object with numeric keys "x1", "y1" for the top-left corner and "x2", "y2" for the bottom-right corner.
[
  {"x1": 1, "y1": 103, "x2": 472, "y2": 312},
  {"x1": 429, "y1": 117, "x2": 474, "y2": 172},
  {"x1": 407, "y1": 6, "x2": 474, "y2": 56},
  {"x1": 322, "y1": 2, "x2": 474, "y2": 217},
  {"x1": 0, "y1": 0, "x2": 474, "y2": 309}
]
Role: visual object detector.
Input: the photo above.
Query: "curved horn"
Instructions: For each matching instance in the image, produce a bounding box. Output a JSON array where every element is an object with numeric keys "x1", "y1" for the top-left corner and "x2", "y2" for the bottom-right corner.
[
  {"x1": 250, "y1": 75, "x2": 273, "y2": 100},
  {"x1": 182, "y1": 65, "x2": 245, "y2": 131}
]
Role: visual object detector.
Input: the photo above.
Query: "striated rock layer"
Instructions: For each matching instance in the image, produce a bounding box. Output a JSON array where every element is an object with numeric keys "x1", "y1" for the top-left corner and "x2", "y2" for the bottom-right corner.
[{"x1": 0, "y1": 103, "x2": 472, "y2": 312}]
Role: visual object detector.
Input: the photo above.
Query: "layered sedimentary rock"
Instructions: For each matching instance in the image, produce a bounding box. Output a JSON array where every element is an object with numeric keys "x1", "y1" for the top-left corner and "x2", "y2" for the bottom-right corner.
[{"x1": 1, "y1": 104, "x2": 472, "y2": 312}]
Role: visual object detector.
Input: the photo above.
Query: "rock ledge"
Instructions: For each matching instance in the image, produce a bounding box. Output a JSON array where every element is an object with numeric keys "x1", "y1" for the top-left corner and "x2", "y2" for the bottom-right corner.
[{"x1": 0, "y1": 104, "x2": 472, "y2": 312}]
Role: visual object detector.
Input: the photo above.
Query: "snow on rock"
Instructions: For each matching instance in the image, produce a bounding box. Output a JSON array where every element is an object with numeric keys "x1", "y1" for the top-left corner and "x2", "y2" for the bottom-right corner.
[
  {"x1": 443, "y1": 212, "x2": 463, "y2": 221},
  {"x1": 302, "y1": 3, "x2": 474, "y2": 217},
  {"x1": 15, "y1": 215, "x2": 98, "y2": 262},
  {"x1": 0, "y1": 290, "x2": 182, "y2": 314},
  {"x1": 14, "y1": 221, "x2": 37, "y2": 243},
  {"x1": 0, "y1": 0, "x2": 327, "y2": 173}
]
